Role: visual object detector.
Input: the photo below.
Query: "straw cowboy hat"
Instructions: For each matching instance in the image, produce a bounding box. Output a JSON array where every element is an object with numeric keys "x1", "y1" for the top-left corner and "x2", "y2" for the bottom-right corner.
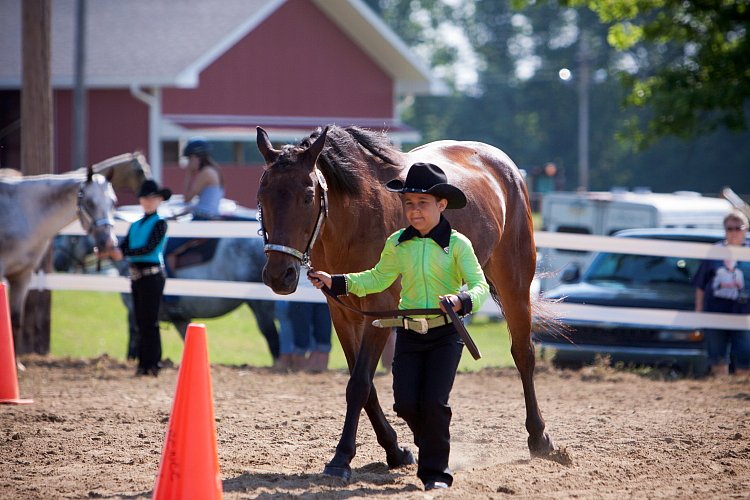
[
  {"x1": 386, "y1": 162, "x2": 467, "y2": 209},
  {"x1": 137, "y1": 180, "x2": 172, "y2": 201}
]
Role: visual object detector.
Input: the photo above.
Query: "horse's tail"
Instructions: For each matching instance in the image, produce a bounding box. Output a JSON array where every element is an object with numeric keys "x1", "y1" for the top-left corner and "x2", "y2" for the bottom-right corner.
[
  {"x1": 530, "y1": 293, "x2": 572, "y2": 343},
  {"x1": 487, "y1": 281, "x2": 572, "y2": 344}
]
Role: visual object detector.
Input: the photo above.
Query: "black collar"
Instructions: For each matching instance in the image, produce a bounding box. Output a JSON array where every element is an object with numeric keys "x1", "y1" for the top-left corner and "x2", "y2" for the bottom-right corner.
[{"x1": 398, "y1": 215, "x2": 452, "y2": 252}]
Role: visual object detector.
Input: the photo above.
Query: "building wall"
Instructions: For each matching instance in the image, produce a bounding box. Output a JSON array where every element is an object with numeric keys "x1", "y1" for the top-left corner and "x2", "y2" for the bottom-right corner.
[
  {"x1": 160, "y1": 0, "x2": 397, "y2": 208},
  {"x1": 162, "y1": 0, "x2": 394, "y2": 118},
  {"x1": 19, "y1": 0, "x2": 397, "y2": 209},
  {"x1": 55, "y1": 89, "x2": 149, "y2": 203}
]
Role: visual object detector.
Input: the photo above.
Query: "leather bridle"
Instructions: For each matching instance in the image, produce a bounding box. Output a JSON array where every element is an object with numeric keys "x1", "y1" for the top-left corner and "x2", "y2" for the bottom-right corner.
[{"x1": 257, "y1": 167, "x2": 328, "y2": 268}]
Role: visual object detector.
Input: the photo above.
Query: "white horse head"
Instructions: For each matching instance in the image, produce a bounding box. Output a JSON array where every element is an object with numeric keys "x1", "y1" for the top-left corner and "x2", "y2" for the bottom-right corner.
[{"x1": 78, "y1": 167, "x2": 118, "y2": 252}]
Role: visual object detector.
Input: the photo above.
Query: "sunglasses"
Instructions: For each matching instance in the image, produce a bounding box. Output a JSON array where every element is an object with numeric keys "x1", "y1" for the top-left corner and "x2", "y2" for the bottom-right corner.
[{"x1": 725, "y1": 226, "x2": 747, "y2": 232}]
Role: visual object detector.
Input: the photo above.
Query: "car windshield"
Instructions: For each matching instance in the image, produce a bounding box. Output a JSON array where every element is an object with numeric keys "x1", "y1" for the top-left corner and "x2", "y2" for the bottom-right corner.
[{"x1": 585, "y1": 253, "x2": 701, "y2": 286}]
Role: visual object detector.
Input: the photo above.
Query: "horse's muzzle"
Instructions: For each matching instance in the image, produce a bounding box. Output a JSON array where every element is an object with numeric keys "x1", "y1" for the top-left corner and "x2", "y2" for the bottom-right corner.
[
  {"x1": 92, "y1": 227, "x2": 117, "y2": 252},
  {"x1": 262, "y1": 256, "x2": 300, "y2": 294}
]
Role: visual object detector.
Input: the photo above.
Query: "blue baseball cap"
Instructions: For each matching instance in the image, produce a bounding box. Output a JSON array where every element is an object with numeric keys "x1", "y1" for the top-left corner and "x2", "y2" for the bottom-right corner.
[{"x1": 182, "y1": 137, "x2": 211, "y2": 157}]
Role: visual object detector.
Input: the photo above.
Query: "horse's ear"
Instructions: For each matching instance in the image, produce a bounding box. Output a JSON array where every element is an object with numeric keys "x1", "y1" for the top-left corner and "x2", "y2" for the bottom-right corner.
[
  {"x1": 86, "y1": 165, "x2": 94, "y2": 182},
  {"x1": 305, "y1": 126, "x2": 328, "y2": 169},
  {"x1": 256, "y1": 127, "x2": 279, "y2": 168}
]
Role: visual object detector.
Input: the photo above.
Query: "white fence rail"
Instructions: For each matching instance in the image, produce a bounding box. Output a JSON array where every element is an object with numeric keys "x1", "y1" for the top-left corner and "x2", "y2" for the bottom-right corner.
[{"x1": 33, "y1": 221, "x2": 750, "y2": 330}]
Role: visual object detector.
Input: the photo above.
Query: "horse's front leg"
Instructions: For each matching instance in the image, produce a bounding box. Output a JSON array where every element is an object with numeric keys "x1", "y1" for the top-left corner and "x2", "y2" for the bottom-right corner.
[
  {"x1": 324, "y1": 324, "x2": 414, "y2": 481},
  {"x1": 6, "y1": 271, "x2": 33, "y2": 356}
]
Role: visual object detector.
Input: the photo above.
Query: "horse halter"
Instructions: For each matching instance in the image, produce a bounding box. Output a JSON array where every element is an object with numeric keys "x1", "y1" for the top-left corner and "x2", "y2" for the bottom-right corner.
[
  {"x1": 77, "y1": 180, "x2": 115, "y2": 234},
  {"x1": 257, "y1": 167, "x2": 329, "y2": 268}
]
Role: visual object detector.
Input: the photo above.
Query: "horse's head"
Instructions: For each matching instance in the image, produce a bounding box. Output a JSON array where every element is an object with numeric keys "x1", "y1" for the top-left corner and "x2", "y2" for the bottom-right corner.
[
  {"x1": 79, "y1": 167, "x2": 118, "y2": 252},
  {"x1": 100, "y1": 152, "x2": 152, "y2": 193},
  {"x1": 256, "y1": 126, "x2": 328, "y2": 294}
]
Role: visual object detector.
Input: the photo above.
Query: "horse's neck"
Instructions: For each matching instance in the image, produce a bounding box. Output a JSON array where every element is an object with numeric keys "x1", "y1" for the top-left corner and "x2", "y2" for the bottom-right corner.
[
  {"x1": 317, "y1": 188, "x2": 404, "y2": 272},
  {"x1": 89, "y1": 154, "x2": 129, "y2": 177},
  {"x1": 24, "y1": 178, "x2": 81, "y2": 239}
]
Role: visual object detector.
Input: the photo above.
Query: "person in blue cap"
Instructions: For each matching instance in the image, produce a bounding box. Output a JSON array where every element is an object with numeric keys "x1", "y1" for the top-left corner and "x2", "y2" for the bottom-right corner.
[{"x1": 179, "y1": 137, "x2": 225, "y2": 220}]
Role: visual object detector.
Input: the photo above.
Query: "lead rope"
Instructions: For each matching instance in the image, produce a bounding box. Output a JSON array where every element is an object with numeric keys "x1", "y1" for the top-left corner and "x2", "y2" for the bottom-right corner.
[{"x1": 311, "y1": 276, "x2": 443, "y2": 318}]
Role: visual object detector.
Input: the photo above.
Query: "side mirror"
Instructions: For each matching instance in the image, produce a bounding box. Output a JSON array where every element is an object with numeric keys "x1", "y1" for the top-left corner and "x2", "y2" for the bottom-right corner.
[{"x1": 560, "y1": 263, "x2": 581, "y2": 284}]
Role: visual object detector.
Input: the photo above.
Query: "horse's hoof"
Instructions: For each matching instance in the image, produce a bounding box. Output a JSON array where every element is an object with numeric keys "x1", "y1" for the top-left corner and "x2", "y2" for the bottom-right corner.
[
  {"x1": 528, "y1": 431, "x2": 555, "y2": 457},
  {"x1": 323, "y1": 463, "x2": 352, "y2": 482},
  {"x1": 387, "y1": 446, "x2": 416, "y2": 469}
]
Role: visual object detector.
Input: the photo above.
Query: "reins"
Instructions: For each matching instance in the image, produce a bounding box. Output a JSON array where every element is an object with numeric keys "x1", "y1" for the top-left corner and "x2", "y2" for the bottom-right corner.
[{"x1": 317, "y1": 282, "x2": 443, "y2": 318}]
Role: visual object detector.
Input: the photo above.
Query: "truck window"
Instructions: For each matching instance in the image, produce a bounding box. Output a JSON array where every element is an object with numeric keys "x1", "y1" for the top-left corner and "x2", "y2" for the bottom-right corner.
[{"x1": 586, "y1": 253, "x2": 699, "y2": 285}]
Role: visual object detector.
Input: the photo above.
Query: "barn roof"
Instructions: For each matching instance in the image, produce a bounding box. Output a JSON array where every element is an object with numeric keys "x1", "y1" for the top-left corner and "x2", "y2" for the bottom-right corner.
[{"x1": 0, "y1": 0, "x2": 443, "y2": 95}]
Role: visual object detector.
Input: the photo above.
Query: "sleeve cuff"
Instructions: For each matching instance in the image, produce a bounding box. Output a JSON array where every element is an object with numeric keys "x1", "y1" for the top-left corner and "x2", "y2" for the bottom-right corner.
[
  {"x1": 457, "y1": 292, "x2": 473, "y2": 315},
  {"x1": 330, "y1": 274, "x2": 348, "y2": 296}
]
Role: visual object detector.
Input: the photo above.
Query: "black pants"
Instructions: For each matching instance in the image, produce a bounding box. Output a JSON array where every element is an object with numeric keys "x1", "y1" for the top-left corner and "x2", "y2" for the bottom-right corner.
[
  {"x1": 131, "y1": 272, "x2": 165, "y2": 370},
  {"x1": 392, "y1": 323, "x2": 464, "y2": 486}
]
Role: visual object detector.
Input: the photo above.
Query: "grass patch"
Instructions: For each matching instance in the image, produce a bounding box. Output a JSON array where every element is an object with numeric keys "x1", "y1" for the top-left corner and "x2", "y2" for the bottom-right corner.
[{"x1": 51, "y1": 291, "x2": 515, "y2": 372}]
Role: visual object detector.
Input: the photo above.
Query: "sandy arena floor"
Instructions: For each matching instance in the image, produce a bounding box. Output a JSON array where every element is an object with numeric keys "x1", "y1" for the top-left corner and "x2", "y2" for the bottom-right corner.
[{"x1": 1, "y1": 356, "x2": 749, "y2": 499}]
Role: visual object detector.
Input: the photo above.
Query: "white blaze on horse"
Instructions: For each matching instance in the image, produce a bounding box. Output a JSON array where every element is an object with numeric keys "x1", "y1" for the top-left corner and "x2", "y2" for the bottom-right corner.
[{"x1": 0, "y1": 165, "x2": 118, "y2": 351}]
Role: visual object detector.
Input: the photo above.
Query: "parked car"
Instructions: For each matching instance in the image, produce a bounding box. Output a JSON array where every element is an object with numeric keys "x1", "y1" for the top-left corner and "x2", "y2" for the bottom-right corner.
[{"x1": 532, "y1": 228, "x2": 746, "y2": 376}]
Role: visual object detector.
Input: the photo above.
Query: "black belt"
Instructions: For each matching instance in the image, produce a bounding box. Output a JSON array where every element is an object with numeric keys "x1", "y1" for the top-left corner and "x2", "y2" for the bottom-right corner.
[{"x1": 129, "y1": 265, "x2": 164, "y2": 280}]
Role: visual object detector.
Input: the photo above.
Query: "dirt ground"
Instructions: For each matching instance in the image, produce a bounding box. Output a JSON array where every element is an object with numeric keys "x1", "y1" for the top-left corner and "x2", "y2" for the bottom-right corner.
[{"x1": 1, "y1": 356, "x2": 749, "y2": 499}]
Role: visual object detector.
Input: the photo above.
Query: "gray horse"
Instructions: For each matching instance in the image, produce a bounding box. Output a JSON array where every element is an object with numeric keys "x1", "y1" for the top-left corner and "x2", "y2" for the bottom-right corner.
[
  {"x1": 0, "y1": 166, "x2": 118, "y2": 353},
  {"x1": 55, "y1": 232, "x2": 280, "y2": 363}
]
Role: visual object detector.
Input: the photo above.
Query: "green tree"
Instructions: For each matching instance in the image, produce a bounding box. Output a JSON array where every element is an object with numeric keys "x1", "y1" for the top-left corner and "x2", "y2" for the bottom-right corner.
[
  {"x1": 561, "y1": 0, "x2": 750, "y2": 146},
  {"x1": 365, "y1": 0, "x2": 750, "y2": 194}
]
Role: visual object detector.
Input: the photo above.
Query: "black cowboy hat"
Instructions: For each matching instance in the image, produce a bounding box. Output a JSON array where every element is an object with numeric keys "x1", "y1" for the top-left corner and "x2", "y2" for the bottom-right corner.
[
  {"x1": 386, "y1": 162, "x2": 467, "y2": 209},
  {"x1": 137, "y1": 179, "x2": 172, "y2": 201}
]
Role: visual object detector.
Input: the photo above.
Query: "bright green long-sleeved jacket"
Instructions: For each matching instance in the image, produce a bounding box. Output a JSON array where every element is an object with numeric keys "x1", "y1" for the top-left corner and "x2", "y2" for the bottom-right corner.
[{"x1": 344, "y1": 226, "x2": 489, "y2": 317}]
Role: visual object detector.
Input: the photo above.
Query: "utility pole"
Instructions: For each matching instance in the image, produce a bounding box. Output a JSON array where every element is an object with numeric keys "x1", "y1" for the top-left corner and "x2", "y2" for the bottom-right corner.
[
  {"x1": 21, "y1": 0, "x2": 53, "y2": 355},
  {"x1": 72, "y1": 0, "x2": 87, "y2": 169},
  {"x1": 576, "y1": 34, "x2": 591, "y2": 191}
]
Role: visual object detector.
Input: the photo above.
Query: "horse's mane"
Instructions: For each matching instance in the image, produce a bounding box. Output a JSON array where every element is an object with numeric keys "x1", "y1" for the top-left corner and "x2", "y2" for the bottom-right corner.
[
  {"x1": 91, "y1": 152, "x2": 136, "y2": 171},
  {"x1": 293, "y1": 125, "x2": 402, "y2": 197}
]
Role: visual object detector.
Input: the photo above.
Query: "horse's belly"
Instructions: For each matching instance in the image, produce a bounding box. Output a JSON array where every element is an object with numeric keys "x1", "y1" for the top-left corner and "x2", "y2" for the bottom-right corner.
[
  {"x1": 1, "y1": 238, "x2": 47, "y2": 278},
  {"x1": 176, "y1": 296, "x2": 244, "y2": 317}
]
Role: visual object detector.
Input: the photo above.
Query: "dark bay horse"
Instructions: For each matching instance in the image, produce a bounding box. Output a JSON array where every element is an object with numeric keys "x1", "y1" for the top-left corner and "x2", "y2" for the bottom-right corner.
[
  {"x1": 255, "y1": 125, "x2": 554, "y2": 480},
  {"x1": 0, "y1": 166, "x2": 118, "y2": 353}
]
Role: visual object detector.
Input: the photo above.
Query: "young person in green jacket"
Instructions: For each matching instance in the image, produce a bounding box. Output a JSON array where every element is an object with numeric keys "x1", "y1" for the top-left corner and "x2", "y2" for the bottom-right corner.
[{"x1": 308, "y1": 162, "x2": 489, "y2": 491}]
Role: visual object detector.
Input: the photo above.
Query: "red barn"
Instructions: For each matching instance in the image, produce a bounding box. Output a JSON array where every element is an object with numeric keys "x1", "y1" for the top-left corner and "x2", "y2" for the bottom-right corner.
[{"x1": 0, "y1": 0, "x2": 442, "y2": 206}]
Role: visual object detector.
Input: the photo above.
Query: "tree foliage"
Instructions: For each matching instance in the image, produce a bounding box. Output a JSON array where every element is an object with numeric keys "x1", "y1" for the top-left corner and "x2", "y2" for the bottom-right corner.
[
  {"x1": 562, "y1": 0, "x2": 750, "y2": 146},
  {"x1": 364, "y1": 0, "x2": 750, "y2": 194}
]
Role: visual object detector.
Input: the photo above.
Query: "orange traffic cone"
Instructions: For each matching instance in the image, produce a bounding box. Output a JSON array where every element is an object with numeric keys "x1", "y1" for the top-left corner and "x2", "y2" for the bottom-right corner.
[
  {"x1": 0, "y1": 283, "x2": 32, "y2": 404},
  {"x1": 153, "y1": 323, "x2": 222, "y2": 500}
]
